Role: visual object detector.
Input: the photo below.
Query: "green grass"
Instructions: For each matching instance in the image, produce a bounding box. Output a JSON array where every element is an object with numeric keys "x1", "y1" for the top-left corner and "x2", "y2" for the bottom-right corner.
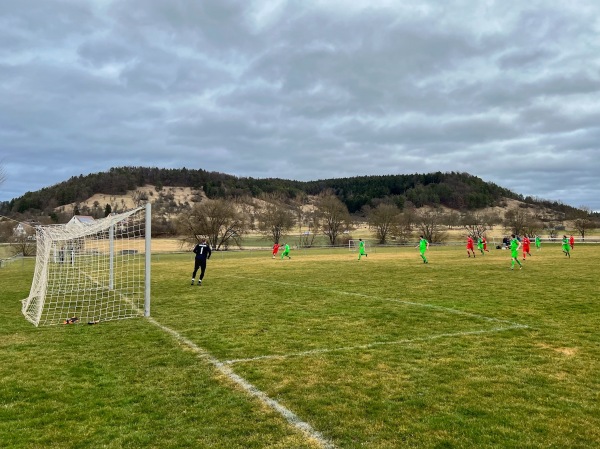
[
  {"x1": 231, "y1": 233, "x2": 349, "y2": 249},
  {"x1": 0, "y1": 244, "x2": 14, "y2": 259},
  {"x1": 1, "y1": 244, "x2": 600, "y2": 448}
]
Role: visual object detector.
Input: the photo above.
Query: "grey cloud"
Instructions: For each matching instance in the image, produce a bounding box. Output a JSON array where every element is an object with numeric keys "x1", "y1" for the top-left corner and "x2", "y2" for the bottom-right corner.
[{"x1": 1, "y1": 0, "x2": 600, "y2": 211}]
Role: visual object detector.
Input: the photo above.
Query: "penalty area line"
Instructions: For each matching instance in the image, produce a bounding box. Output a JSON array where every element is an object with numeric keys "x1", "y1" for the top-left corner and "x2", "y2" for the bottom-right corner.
[
  {"x1": 226, "y1": 274, "x2": 528, "y2": 329},
  {"x1": 223, "y1": 324, "x2": 529, "y2": 365},
  {"x1": 146, "y1": 316, "x2": 337, "y2": 449}
]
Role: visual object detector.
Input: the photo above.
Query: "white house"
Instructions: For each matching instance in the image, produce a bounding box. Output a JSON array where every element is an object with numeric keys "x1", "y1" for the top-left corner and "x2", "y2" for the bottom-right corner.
[
  {"x1": 13, "y1": 223, "x2": 28, "y2": 236},
  {"x1": 66, "y1": 215, "x2": 96, "y2": 228}
]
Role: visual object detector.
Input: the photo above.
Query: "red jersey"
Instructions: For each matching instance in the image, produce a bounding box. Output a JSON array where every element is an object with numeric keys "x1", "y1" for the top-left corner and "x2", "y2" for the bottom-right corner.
[
  {"x1": 272, "y1": 243, "x2": 280, "y2": 254},
  {"x1": 466, "y1": 237, "x2": 474, "y2": 249},
  {"x1": 523, "y1": 237, "x2": 530, "y2": 249}
]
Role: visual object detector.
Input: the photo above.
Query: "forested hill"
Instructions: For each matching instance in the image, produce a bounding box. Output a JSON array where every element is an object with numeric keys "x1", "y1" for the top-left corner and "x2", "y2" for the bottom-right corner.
[{"x1": 0, "y1": 166, "x2": 578, "y2": 216}]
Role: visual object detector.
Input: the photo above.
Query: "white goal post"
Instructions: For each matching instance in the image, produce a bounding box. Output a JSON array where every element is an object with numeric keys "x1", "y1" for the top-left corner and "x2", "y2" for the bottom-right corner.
[
  {"x1": 22, "y1": 203, "x2": 151, "y2": 326},
  {"x1": 348, "y1": 239, "x2": 368, "y2": 251}
]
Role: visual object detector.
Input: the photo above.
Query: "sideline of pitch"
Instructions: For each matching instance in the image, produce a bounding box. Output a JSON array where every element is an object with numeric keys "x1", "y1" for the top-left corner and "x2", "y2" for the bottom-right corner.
[{"x1": 147, "y1": 316, "x2": 337, "y2": 449}]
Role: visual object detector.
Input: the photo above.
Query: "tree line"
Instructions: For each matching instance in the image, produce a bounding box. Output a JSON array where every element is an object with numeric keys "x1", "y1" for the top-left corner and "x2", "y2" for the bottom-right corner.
[
  {"x1": 1, "y1": 189, "x2": 597, "y2": 257},
  {"x1": 0, "y1": 166, "x2": 587, "y2": 218},
  {"x1": 1, "y1": 166, "x2": 597, "y2": 255},
  {"x1": 173, "y1": 191, "x2": 598, "y2": 251}
]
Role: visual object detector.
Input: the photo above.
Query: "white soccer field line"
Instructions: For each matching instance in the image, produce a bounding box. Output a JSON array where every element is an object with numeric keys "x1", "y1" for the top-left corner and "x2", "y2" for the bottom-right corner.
[
  {"x1": 147, "y1": 316, "x2": 338, "y2": 449},
  {"x1": 148, "y1": 274, "x2": 529, "y2": 449},
  {"x1": 222, "y1": 274, "x2": 530, "y2": 364},
  {"x1": 223, "y1": 325, "x2": 528, "y2": 365},
  {"x1": 228, "y1": 274, "x2": 529, "y2": 325}
]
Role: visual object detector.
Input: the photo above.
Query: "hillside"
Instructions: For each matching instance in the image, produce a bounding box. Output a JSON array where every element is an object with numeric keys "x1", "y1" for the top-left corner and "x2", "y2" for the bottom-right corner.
[{"x1": 0, "y1": 166, "x2": 583, "y2": 220}]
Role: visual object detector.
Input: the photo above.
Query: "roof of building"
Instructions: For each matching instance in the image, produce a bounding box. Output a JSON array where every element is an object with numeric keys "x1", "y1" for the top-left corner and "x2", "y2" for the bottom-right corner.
[{"x1": 70, "y1": 215, "x2": 96, "y2": 224}]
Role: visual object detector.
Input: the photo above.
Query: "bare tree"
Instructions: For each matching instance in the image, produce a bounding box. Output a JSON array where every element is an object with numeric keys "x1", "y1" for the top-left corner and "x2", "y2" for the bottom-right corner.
[
  {"x1": 10, "y1": 231, "x2": 37, "y2": 256},
  {"x1": 415, "y1": 208, "x2": 447, "y2": 243},
  {"x1": 390, "y1": 212, "x2": 413, "y2": 244},
  {"x1": 573, "y1": 207, "x2": 596, "y2": 240},
  {"x1": 132, "y1": 190, "x2": 149, "y2": 207},
  {"x1": 442, "y1": 210, "x2": 461, "y2": 229},
  {"x1": 461, "y1": 211, "x2": 500, "y2": 239},
  {"x1": 504, "y1": 208, "x2": 536, "y2": 236},
  {"x1": 317, "y1": 192, "x2": 351, "y2": 246},
  {"x1": 295, "y1": 203, "x2": 319, "y2": 248},
  {"x1": 546, "y1": 223, "x2": 559, "y2": 240},
  {"x1": 0, "y1": 219, "x2": 13, "y2": 243},
  {"x1": 255, "y1": 196, "x2": 296, "y2": 244},
  {"x1": 176, "y1": 198, "x2": 246, "y2": 250},
  {"x1": 522, "y1": 217, "x2": 543, "y2": 238},
  {"x1": 0, "y1": 219, "x2": 37, "y2": 256},
  {"x1": 368, "y1": 203, "x2": 401, "y2": 244},
  {"x1": 402, "y1": 202, "x2": 417, "y2": 230}
]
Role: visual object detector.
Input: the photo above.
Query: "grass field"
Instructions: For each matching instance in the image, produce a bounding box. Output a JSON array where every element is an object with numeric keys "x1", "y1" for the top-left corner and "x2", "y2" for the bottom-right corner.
[{"x1": 1, "y1": 244, "x2": 599, "y2": 448}]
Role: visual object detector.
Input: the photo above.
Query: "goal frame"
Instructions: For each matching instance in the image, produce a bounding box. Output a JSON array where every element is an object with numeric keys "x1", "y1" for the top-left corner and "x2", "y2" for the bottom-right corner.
[{"x1": 21, "y1": 203, "x2": 151, "y2": 326}]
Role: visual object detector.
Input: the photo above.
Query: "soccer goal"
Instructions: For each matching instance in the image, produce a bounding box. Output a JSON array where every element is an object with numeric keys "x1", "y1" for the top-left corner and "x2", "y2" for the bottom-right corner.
[
  {"x1": 22, "y1": 204, "x2": 151, "y2": 327},
  {"x1": 348, "y1": 239, "x2": 367, "y2": 251}
]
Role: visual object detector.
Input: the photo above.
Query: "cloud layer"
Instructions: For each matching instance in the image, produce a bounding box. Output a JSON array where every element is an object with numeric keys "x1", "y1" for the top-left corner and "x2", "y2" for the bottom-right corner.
[{"x1": 1, "y1": 1, "x2": 599, "y2": 210}]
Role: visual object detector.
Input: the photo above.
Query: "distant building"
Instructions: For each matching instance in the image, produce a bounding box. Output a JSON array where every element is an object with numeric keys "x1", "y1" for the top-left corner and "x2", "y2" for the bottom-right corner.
[
  {"x1": 13, "y1": 223, "x2": 28, "y2": 236},
  {"x1": 66, "y1": 215, "x2": 96, "y2": 227},
  {"x1": 13, "y1": 221, "x2": 37, "y2": 237}
]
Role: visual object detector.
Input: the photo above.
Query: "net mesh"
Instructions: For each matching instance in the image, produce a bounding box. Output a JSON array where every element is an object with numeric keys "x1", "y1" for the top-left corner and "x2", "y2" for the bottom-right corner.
[{"x1": 22, "y1": 206, "x2": 148, "y2": 326}]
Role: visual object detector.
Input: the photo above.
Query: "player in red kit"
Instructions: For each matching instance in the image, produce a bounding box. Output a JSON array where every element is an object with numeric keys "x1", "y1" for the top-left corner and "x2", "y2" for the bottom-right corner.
[
  {"x1": 272, "y1": 243, "x2": 280, "y2": 259},
  {"x1": 482, "y1": 236, "x2": 489, "y2": 252},
  {"x1": 466, "y1": 235, "x2": 476, "y2": 257},
  {"x1": 522, "y1": 235, "x2": 532, "y2": 260},
  {"x1": 569, "y1": 235, "x2": 575, "y2": 250}
]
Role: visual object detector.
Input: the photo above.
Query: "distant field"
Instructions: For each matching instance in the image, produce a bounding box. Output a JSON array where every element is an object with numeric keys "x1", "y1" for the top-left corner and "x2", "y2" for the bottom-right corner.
[
  {"x1": 1, "y1": 244, "x2": 599, "y2": 448},
  {"x1": 149, "y1": 230, "x2": 600, "y2": 254},
  {"x1": 0, "y1": 244, "x2": 12, "y2": 259}
]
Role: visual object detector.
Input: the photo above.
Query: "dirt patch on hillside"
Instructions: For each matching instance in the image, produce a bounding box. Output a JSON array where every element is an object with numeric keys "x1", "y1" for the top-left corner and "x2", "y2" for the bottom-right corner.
[{"x1": 58, "y1": 185, "x2": 202, "y2": 214}]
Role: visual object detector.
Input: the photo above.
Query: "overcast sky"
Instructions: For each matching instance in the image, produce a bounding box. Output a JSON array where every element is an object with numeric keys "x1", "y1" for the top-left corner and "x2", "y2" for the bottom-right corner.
[{"x1": 1, "y1": 1, "x2": 599, "y2": 210}]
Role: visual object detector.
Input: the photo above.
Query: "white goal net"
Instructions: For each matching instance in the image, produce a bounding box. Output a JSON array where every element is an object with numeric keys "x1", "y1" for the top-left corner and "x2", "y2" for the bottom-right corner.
[{"x1": 22, "y1": 204, "x2": 151, "y2": 326}]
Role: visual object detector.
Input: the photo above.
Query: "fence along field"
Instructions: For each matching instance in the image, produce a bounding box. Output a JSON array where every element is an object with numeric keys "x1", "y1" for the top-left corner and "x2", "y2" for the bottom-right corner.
[{"x1": 1, "y1": 243, "x2": 599, "y2": 448}]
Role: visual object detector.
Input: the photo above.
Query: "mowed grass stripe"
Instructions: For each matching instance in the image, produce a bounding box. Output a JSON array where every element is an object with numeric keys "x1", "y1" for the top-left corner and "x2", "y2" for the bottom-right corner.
[
  {"x1": 2, "y1": 243, "x2": 599, "y2": 448},
  {"x1": 223, "y1": 325, "x2": 527, "y2": 365},
  {"x1": 0, "y1": 260, "x2": 328, "y2": 449},
  {"x1": 220, "y1": 273, "x2": 528, "y2": 363},
  {"x1": 147, "y1": 316, "x2": 337, "y2": 449},
  {"x1": 153, "y1": 247, "x2": 531, "y2": 362}
]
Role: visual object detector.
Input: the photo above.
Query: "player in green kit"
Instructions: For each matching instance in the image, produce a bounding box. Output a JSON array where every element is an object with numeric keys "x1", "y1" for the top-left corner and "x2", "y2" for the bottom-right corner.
[
  {"x1": 510, "y1": 234, "x2": 523, "y2": 270},
  {"x1": 280, "y1": 242, "x2": 291, "y2": 259},
  {"x1": 562, "y1": 235, "x2": 570, "y2": 258},
  {"x1": 358, "y1": 238, "x2": 367, "y2": 260},
  {"x1": 477, "y1": 237, "x2": 485, "y2": 255},
  {"x1": 418, "y1": 235, "x2": 429, "y2": 264},
  {"x1": 535, "y1": 235, "x2": 541, "y2": 251}
]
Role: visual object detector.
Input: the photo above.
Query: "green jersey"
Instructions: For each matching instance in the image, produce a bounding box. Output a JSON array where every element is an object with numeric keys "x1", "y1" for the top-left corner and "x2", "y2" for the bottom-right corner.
[
  {"x1": 510, "y1": 238, "x2": 519, "y2": 251},
  {"x1": 419, "y1": 238, "x2": 428, "y2": 251}
]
